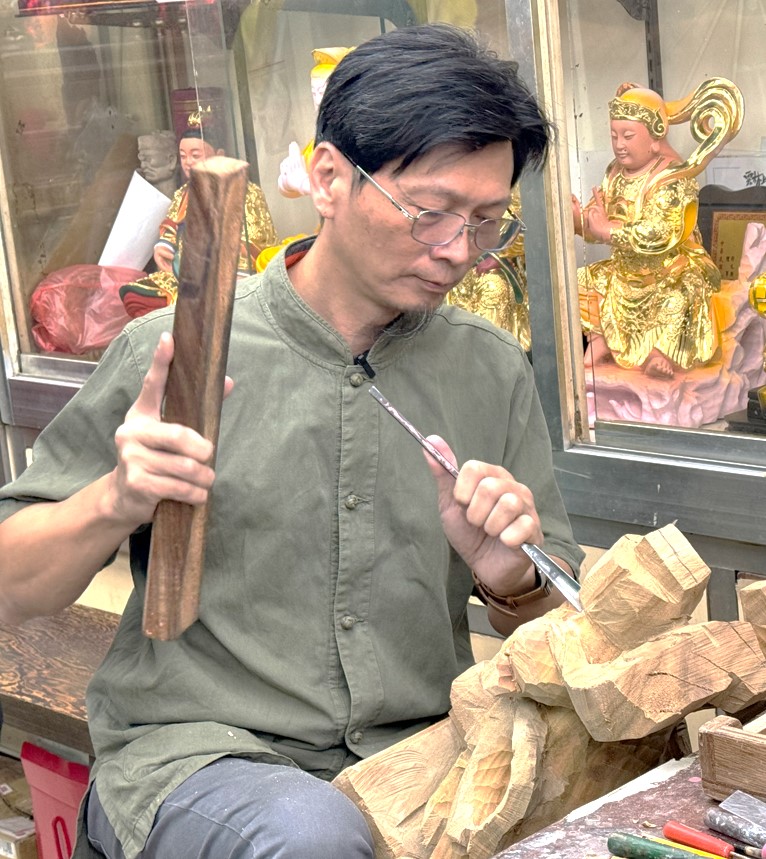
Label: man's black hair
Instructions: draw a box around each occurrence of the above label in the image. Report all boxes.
[315,23,554,185]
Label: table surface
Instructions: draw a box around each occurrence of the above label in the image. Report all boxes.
[0,604,119,755]
[494,756,718,859]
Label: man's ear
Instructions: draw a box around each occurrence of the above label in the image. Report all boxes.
[650,140,660,155]
[308,142,349,219]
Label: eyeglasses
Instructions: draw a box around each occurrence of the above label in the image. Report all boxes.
[350,160,525,252]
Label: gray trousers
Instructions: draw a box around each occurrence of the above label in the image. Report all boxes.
[87,757,375,858]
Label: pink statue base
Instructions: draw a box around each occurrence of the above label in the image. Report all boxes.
[586,278,766,428]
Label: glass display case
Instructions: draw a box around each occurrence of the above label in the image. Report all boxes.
[0,0,246,478]
[513,0,766,608]
[0,0,517,479]
[1,0,764,606]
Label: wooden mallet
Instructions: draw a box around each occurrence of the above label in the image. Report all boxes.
[143,155,248,640]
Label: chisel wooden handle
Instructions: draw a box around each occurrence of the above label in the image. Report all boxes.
[608,832,698,859]
[143,155,249,640]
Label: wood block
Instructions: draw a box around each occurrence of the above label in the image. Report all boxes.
[333,719,464,859]
[699,712,766,801]
[579,524,709,650]
[564,621,766,741]
[740,579,766,654]
[332,525,764,856]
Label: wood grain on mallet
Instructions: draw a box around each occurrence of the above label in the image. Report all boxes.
[143,156,249,640]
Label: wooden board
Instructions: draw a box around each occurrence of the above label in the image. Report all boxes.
[699,712,766,802]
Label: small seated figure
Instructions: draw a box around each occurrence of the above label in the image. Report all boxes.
[277,47,352,199]
[120,107,278,318]
[137,130,177,198]
[574,81,741,380]
[446,191,530,351]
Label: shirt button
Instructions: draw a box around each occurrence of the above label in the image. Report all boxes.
[350,373,366,387]
[340,615,356,630]
[349,730,364,744]
[344,494,359,509]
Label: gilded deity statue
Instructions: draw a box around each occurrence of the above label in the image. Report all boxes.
[277,47,353,200]
[574,79,743,379]
[120,107,278,318]
[446,189,530,351]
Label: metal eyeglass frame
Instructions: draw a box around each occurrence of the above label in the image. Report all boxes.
[349,159,525,252]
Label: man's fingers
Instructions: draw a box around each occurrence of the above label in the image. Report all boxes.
[131,333,174,419]
[422,435,458,480]
[116,416,215,466]
[121,443,216,496]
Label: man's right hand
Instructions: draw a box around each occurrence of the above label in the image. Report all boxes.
[0,331,236,623]
[106,332,218,530]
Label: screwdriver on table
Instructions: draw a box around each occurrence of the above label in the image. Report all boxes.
[663,821,758,859]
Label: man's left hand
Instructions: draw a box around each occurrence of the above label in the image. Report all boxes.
[423,434,543,595]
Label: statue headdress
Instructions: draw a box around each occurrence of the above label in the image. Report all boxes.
[186,104,213,131]
[609,79,745,254]
[609,83,668,138]
[181,103,222,150]
[311,46,353,80]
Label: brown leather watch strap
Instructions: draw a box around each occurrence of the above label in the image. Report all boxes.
[472,568,552,617]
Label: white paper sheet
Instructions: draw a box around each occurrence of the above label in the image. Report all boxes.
[98,172,172,269]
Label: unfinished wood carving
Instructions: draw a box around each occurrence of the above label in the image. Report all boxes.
[334,524,766,858]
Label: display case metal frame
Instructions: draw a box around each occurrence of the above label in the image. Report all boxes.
[512,0,766,617]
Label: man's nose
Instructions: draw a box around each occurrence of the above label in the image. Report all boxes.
[431,227,475,266]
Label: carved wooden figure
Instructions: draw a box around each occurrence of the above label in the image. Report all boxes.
[334,524,766,858]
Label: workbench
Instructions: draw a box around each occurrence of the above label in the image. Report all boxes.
[0,604,119,756]
[494,756,716,859]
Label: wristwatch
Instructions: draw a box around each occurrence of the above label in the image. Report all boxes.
[472,568,552,617]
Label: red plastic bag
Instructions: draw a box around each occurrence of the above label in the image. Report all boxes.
[30,264,145,354]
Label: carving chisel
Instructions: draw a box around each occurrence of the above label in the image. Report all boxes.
[369,385,582,611]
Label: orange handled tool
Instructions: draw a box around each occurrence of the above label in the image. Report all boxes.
[663,821,750,859]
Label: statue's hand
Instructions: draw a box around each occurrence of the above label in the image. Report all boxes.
[154,243,175,272]
[585,189,615,245]
[572,195,583,236]
[278,141,310,199]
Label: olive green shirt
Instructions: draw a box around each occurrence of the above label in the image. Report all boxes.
[0,240,583,858]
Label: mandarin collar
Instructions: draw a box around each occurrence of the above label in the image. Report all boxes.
[256,236,427,372]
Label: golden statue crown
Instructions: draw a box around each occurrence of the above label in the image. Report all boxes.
[609,85,667,138]
[186,105,213,130]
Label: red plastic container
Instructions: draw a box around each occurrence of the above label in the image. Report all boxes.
[20,742,90,859]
